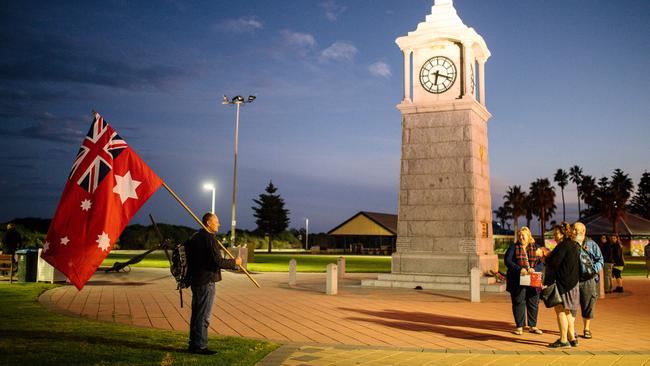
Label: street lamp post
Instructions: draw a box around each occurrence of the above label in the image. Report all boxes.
[203,183,215,214]
[305,218,309,250]
[223,95,256,245]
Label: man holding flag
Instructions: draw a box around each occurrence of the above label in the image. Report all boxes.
[42,111,258,355]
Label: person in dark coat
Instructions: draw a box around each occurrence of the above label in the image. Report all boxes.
[504,226,544,335]
[600,234,614,293]
[543,222,580,348]
[186,212,241,355]
[609,234,625,293]
[2,223,22,255]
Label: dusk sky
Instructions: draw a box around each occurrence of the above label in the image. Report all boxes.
[1,0,649,234]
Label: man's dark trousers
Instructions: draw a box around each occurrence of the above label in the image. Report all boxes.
[189,282,215,349]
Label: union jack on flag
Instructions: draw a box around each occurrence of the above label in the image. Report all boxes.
[68,114,128,193]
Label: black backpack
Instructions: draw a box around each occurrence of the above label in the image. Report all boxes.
[170,235,193,307]
[578,244,597,281]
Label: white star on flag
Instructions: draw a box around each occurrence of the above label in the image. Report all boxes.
[113,171,142,204]
[80,199,92,211]
[96,232,111,252]
[43,241,50,252]
[60,236,70,246]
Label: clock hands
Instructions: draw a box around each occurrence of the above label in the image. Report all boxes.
[431,70,452,85]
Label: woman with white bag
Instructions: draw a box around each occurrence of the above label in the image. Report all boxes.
[504,227,544,335]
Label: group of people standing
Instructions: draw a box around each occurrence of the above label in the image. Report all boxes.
[598,234,626,293]
[504,222,624,349]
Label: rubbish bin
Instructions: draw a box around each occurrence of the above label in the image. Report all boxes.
[16,249,38,282]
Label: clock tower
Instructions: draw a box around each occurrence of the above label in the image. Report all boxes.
[364,0,500,291]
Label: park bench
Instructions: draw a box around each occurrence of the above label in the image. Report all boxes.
[0,254,16,282]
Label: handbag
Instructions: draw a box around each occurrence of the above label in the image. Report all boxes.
[541,283,563,308]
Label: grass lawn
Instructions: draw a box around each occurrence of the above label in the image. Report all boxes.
[0,283,278,366]
[248,254,391,273]
[103,250,648,277]
[102,251,392,273]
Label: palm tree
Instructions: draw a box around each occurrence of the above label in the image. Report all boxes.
[524,194,534,229]
[608,169,634,233]
[579,175,597,215]
[503,185,527,240]
[493,205,511,232]
[569,165,583,219]
[529,178,557,238]
[554,169,569,221]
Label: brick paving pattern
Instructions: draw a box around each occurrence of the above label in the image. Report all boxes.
[39,268,650,365]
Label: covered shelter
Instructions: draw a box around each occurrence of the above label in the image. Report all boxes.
[327,212,397,254]
[581,212,650,256]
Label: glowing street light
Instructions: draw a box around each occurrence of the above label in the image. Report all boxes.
[203,183,215,214]
[222,94,256,245]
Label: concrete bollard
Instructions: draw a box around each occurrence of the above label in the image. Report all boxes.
[599,268,605,298]
[337,257,346,279]
[237,245,248,270]
[289,259,297,286]
[470,267,481,303]
[326,263,337,295]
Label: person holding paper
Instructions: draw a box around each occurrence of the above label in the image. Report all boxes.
[504,226,544,335]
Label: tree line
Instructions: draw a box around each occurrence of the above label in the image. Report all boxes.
[494,166,650,238]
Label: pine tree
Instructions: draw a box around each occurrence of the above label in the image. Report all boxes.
[630,172,650,220]
[251,181,290,253]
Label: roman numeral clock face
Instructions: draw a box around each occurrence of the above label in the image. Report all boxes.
[419,56,457,94]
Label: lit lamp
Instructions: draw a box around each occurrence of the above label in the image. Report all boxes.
[222,94,256,245]
[203,183,215,214]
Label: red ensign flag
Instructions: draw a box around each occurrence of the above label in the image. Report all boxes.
[41,113,162,289]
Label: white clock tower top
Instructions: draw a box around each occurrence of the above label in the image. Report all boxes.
[397,0,490,110]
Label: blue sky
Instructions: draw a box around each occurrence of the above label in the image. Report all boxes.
[1,0,649,233]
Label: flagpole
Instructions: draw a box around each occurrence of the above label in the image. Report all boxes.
[161,182,261,288]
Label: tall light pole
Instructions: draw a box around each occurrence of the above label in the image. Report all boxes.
[223,94,256,245]
[305,217,309,250]
[203,183,215,214]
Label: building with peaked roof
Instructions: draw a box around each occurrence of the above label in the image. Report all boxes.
[327,212,397,254]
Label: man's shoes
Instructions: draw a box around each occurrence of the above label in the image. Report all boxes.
[583,329,592,339]
[570,338,579,347]
[529,327,543,335]
[613,287,624,293]
[187,347,217,355]
[548,339,571,348]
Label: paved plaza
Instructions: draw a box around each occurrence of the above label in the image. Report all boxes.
[39,268,650,365]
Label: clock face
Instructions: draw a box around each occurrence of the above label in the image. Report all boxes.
[419,56,457,94]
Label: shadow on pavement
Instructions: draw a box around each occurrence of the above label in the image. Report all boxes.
[340,307,549,346]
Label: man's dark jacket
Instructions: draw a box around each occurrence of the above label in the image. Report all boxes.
[186,229,237,286]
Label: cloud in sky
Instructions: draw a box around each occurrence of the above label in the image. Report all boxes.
[369,61,392,78]
[215,17,263,33]
[280,30,316,48]
[0,31,197,92]
[320,1,347,21]
[320,41,358,62]
[0,113,86,144]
